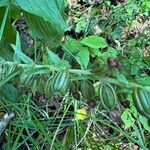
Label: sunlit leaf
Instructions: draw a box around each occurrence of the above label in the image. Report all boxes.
[81,35,107,49]
[139,114,150,132]
[121,109,135,129]
[135,76,150,86]
[75,108,87,121]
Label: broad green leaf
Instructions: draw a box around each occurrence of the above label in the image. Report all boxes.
[0,0,9,7]
[93,47,117,58]
[14,0,66,42]
[92,48,101,56]
[141,0,150,12]
[11,32,35,64]
[130,105,138,117]
[14,0,66,27]
[75,48,90,69]
[81,35,107,49]
[24,12,63,42]
[115,71,128,84]
[104,47,117,57]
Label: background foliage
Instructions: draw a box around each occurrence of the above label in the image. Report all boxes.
[0,0,150,149]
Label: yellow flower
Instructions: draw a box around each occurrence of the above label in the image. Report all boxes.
[75,108,87,120]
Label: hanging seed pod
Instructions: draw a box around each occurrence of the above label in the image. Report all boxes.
[37,76,47,94]
[99,83,117,110]
[51,70,70,95]
[70,81,78,92]
[20,73,35,88]
[45,77,54,98]
[80,80,95,101]
[132,87,150,121]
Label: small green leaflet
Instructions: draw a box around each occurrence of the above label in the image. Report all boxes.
[75,48,90,69]
[121,105,137,129]
[121,109,135,129]
[47,48,69,67]
[63,37,82,54]
[75,19,86,33]
[139,114,150,132]
[81,35,107,49]
[11,32,35,64]
[111,26,122,39]
[63,37,90,69]
[115,71,128,84]
[47,48,62,65]
[135,76,150,86]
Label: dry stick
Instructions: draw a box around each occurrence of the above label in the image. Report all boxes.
[0,112,15,135]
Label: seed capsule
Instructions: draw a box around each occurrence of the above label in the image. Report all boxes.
[132,87,150,121]
[99,83,117,110]
[80,80,95,101]
[51,70,70,95]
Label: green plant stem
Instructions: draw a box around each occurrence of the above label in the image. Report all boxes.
[1,60,93,75]
[100,77,145,89]
[1,61,148,90]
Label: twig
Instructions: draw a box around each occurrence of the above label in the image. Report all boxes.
[0,112,15,135]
